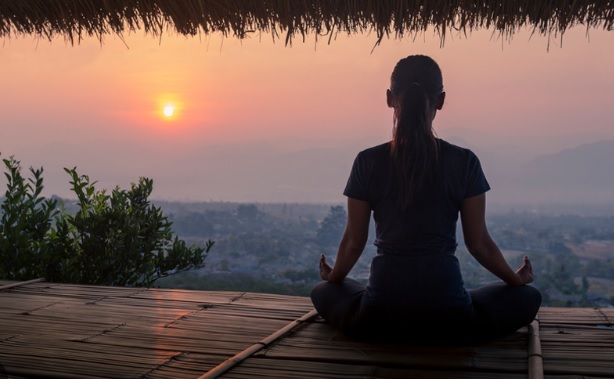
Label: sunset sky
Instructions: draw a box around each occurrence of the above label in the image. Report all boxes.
[1,26,613,203]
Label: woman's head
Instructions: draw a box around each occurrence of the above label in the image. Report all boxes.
[389,55,444,105]
[387,55,444,209]
[387,55,445,130]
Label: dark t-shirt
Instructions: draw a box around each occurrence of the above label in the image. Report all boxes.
[343,139,490,308]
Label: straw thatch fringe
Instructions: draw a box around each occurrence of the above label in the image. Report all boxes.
[0,0,613,45]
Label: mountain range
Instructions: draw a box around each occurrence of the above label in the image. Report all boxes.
[7,139,614,206]
[476,139,614,205]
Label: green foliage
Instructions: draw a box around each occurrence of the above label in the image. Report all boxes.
[0,157,59,280]
[0,156,213,287]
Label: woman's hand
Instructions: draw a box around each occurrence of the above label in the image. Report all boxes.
[515,256,534,285]
[319,254,333,281]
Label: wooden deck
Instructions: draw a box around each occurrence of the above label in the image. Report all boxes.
[0,279,613,379]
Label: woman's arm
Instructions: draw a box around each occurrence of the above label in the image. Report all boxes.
[460,194,534,286]
[320,197,371,283]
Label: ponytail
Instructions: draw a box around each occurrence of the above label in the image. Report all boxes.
[390,82,439,209]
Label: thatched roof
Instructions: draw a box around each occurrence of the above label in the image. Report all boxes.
[1,1,613,45]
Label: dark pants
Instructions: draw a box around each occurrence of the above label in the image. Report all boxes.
[311,279,542,345]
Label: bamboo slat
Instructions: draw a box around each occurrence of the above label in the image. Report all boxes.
[537,307,609,325]
[1,282,613,378]
[198,309,318,379]
[0,283,321,378]
[528,320,544,379]
[0,277,45,291]
[215,358,530,379]
[536,306,614,378]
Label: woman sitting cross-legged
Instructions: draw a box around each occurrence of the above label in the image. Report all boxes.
[311,55,542,346]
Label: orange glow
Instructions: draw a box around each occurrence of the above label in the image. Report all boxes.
[2,28,614,202]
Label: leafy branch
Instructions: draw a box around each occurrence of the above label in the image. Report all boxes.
[0,155,213,287]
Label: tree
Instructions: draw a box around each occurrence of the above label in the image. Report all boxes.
[0,156,214,287]
[317,205,347,247]
[237,204,261,221]
[0,157,58,280]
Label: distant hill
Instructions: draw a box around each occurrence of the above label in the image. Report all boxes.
[486,140,614,205]
[247,139,614,205]
[526,140,614,187]
[6,138,614,206]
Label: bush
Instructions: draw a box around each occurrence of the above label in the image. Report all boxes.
[0,157,59,280]
[0,156,213,287]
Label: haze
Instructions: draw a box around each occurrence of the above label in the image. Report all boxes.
[1,27,613,205]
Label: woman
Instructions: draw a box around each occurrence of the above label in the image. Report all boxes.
[311,55,541,345]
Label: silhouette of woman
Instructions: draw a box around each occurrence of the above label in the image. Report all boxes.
[311,55,541,345]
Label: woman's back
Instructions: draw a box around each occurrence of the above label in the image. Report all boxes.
[344,139,490,308]
[345,139,489,253]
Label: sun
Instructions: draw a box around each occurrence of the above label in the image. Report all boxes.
[156,94,183,122]
[163,105,176,118]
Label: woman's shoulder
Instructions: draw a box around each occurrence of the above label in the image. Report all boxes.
[439,139,479,160]
[357,142,391,158]
[362,142,391,153]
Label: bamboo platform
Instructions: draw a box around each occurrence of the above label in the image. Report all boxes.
[0,280,612,379]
